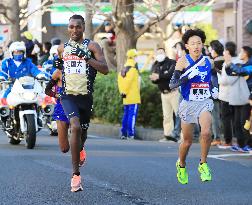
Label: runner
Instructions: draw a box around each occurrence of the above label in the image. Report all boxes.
[169,29,218,184]
[53,14,108,192]
[45,69,87,165]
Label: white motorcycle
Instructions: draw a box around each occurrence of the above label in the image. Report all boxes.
[0,76,45,149]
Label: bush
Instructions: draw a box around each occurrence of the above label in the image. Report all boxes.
[93,71,163,128]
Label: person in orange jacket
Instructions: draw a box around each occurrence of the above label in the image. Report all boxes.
[118,49,141,140]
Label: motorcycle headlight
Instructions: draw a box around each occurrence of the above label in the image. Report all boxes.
[22,92,36,101]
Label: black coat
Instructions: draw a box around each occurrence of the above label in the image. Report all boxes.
[151,57,176,92]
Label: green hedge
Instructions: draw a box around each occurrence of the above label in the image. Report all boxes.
[92,71,163,128]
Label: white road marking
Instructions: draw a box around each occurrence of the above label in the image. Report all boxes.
[209,153,252,161]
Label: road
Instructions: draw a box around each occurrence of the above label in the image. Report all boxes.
[0,130,251,205]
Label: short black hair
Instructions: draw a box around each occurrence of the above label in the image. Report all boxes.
[69,14,85,24]
[182,29,206,44]
[225,41,236,57]
[209,40,224,56]
[43,42,52,52]
[242,46,252,59]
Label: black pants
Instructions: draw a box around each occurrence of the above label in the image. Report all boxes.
[220,101,234,144]
[233,104,251,147]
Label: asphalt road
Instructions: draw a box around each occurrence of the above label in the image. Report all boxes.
[0,130,251,205]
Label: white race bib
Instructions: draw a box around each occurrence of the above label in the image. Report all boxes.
[189,83,211,101]
[63,55,86,75]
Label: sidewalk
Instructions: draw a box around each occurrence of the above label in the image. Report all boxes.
[88,123,164,141]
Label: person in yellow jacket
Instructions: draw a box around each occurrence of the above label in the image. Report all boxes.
[118,49,141,140]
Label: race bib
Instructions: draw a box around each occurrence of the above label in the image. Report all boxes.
[189,82,211,101]
[63,55,86,75]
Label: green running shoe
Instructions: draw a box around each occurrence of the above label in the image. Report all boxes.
[176,160,188,185]
[198,162,212,182]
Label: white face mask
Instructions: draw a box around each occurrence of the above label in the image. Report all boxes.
[156,54,165,62]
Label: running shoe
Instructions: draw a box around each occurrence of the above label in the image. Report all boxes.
[127,136,135,140]
[198,162,212,182]
[217,142,232,149]
[176,160,188,185]
[71,174,83,192]
[230,145,244,152]
[79,148,87,167]
[242,145,252,152]
[120,135,127,140]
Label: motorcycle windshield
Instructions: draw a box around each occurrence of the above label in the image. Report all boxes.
[22,84,34,89]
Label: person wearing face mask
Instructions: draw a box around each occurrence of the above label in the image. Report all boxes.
[0,41,47,99]
[118,49,141,140]
[208,40,224,146]
[150,48,178,142]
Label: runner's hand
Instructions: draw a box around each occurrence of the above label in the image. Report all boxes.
[70,46,92,61]
[188,68,200,79]
[175,55,187,71]
[211,87,219,99]
[53,58,64,70]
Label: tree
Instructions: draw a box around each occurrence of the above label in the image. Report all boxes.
[0,0,53,41]
[109,0,209,70]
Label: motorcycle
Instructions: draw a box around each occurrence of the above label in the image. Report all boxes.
[0,76,44,149]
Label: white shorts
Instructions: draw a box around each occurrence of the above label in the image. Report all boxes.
[178,98,214,124]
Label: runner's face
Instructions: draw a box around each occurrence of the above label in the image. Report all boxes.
[68,19,85,42]
[186,36,203,58]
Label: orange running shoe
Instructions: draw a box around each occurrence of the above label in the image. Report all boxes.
[71,174,83,192]
[79,148,86,167]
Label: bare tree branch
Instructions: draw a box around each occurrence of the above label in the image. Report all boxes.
[134,0,207,40]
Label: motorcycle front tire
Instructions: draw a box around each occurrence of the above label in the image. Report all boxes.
[25,114,37,149]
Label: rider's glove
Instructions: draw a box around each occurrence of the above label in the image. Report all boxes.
[211,87,219,99]
[53,58,64,70]
[70,46,92,61]
[188,68,200,79]
[36,73,47,80]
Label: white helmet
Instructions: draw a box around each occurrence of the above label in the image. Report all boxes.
[49,45,59,60]
[9,41,26,58]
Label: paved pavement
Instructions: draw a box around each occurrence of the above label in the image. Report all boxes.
[0,130,251,205]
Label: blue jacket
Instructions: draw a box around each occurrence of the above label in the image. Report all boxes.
[0,58,42,98]
[0,58,42,80]
[227,58,252,90]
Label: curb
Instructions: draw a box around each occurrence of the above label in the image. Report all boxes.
[88,123,164,141]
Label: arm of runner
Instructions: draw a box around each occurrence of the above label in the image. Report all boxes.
[87,41,109,75]
[44,70,61,98]
[169,56,189,89]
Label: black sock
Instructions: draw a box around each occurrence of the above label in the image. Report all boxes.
[179,165,185,168]
[73,172,80,176]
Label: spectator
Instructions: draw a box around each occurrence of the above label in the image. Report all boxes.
[226,46,252,91]
[118,49,141,140]
[51,37,61,46]
[219,42,250,151]
[21,31,37,65]
[209,40,224,146]
[38,42,52,66]
[150,48,178,142]
[225,46,252,151]
[217,42,238,149]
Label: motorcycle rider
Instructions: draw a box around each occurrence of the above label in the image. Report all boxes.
[0,41,47,99]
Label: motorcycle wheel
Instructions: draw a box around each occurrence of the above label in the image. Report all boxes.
[25,114,37,149]
[9,138,21,145]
